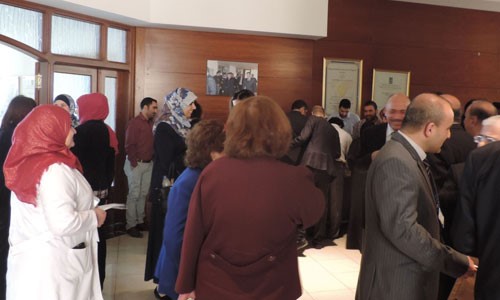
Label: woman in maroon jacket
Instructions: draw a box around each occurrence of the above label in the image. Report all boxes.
[176,96,324,300]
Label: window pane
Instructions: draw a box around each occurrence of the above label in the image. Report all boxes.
[0,43,37,121]
[53,72,92,119]
[107,28,127,63]
[104,77,117,130]
[0,4,42,50]
[51,15,100,59]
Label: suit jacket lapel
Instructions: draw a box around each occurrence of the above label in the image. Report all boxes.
[391,132,435,199]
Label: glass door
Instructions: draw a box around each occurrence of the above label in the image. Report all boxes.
[0,42,37,121]
[53,65,97,105]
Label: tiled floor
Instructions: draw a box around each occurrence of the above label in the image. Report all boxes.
[103,234,361,300]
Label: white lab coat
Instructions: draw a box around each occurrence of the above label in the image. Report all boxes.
[7,163,102,300]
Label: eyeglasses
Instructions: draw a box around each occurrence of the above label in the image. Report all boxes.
[473,135,497,144]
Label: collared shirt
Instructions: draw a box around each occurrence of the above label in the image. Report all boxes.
[331,123,353,163]
[386,125,396,142]
[399,131,444,224]
[398,131,426,161]
[125,113,154,167]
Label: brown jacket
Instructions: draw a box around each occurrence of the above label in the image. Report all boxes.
[176,157,324,299]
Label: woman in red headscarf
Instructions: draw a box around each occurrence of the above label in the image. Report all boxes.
[72,92,117,289]
[3,105,106,300]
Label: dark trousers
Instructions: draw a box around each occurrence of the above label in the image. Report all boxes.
[97,226,107,289]
[97,197,108,289]
[326,162,345,239]
[307,168,334,242]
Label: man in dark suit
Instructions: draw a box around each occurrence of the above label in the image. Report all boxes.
[356,93,475,300]
[426,94,476,300]
[346,93,410,250]
[463,99,498,137]
[293,105,340,248]
[284,99,309,165]
[452,115,500,300]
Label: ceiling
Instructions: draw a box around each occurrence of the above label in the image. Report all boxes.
[392,0,500,13]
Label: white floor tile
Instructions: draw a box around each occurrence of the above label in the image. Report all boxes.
[104,234,359,299]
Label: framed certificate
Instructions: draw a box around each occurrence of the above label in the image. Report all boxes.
[322,58,363,116]
[372,69,410,108]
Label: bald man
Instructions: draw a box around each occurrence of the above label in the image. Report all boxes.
[356,93,475,300]
[452,115,500,300]
[292,105,341,247]
[346,93,410,250]
[358,93,411,167]
[463,99,498,137]
[426,94,476,299]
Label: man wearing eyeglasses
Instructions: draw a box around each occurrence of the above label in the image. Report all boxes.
[473,115,500,147]
[452,115,500,300]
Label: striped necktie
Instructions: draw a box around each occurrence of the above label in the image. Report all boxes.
[423,159,444,226]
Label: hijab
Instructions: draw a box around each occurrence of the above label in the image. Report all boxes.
[53,94,79,127]
[77,93,119,155]
[4,105,82,206]
[153,87,197,138]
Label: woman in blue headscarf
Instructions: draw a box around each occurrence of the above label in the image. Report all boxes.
[144,88,197,286]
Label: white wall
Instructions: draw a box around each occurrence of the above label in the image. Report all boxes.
[28,0,328,39]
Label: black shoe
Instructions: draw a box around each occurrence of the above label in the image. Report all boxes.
[127,227,143,238]
[154,287,172,300]
[311,240,324,249]
[297,239,308,251]
[136,223,148,231]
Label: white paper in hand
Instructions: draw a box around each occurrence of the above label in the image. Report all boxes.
[99,203,126,211]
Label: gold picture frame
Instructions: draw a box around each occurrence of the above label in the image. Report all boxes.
[322,58,363,116]
[372,69,410,109]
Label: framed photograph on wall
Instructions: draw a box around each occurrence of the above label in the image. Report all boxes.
[322,58,363,116]
[206,60,258,96]
[372,69,410,108]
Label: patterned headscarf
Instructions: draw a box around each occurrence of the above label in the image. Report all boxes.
[153,88,197,138]
[53,94,79,127]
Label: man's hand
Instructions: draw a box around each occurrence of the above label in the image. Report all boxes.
[371,150,380,161]
[462,256,478,278]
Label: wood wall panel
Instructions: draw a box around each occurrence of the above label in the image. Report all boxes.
[136,0,500,119]
[136,28,314,121]
[313,0,500,107]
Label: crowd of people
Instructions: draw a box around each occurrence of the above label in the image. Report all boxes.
[0,86,498,300]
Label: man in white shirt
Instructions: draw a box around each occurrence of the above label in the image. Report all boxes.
[329,98,360,136]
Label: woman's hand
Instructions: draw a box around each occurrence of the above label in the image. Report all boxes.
[94,207,107,227]
[178,291,196,300]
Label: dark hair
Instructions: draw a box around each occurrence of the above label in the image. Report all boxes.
[1,95,37,129]
[469,107,494,122]
[493,102,500,113]
[140,97,157,109]
[291,99,308,110]
[363,100,377,110]
[225,96,292,159]
[329,117,344,128]
[185,120,225,169]
[339,98,351,109]
[190,101,203,127]
[231,89,255,101]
